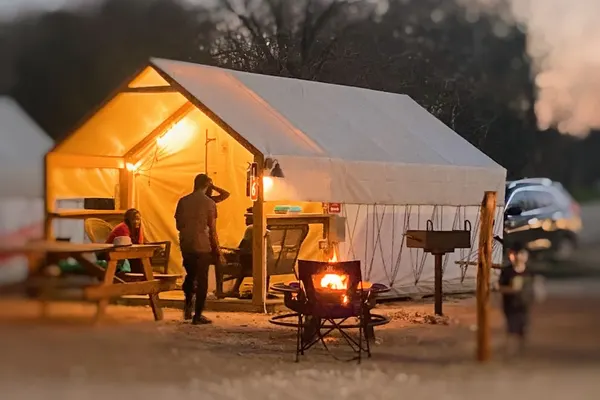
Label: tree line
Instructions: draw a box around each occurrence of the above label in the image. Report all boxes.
[0,0,598,191]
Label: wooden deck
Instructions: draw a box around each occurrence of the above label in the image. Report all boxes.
[116,290,287,313]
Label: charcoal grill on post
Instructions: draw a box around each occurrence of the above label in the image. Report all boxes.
[406,220,472,316]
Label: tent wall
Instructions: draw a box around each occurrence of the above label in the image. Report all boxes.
[338,204,505,297]
[55,92,188,157]
[49,167,118,200]
[133,108,254,273]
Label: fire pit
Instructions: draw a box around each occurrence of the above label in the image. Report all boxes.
[269,252,390,363]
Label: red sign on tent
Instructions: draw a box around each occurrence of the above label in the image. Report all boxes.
[328,203,342,214]
[247,162,259,201]
[250,179,258,201]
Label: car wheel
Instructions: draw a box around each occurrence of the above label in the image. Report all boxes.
[553,236,576,262]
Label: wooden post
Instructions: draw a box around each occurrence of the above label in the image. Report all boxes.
[433,253,444,316]
[118,168,134,210]
[476,191,497,362]
[251,155,266,308]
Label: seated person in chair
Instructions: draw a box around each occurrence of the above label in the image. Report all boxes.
[103,208,145,272]
[106,208,144,245]
[228,207,276,298]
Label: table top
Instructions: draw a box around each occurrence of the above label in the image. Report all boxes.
[0,241,159,256]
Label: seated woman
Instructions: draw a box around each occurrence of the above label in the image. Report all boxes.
[106,208,144,245]
[103,208,145,273]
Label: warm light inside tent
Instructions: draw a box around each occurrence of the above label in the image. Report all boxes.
[263,176,274,193]
[126,161,142,172]
[156,118,195,154]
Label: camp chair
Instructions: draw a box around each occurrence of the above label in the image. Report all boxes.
[294,259,370,363]
[84,218,115,243]
[216,224,309,296]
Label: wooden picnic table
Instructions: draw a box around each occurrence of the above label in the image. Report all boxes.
[0,240,177,321]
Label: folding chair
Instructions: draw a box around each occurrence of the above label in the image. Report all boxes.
[294,259,371,363]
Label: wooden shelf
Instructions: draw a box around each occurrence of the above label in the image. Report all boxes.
[49,209,126,219]
[267,213,333,225]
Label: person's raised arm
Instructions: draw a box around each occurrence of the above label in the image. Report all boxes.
[210,184,230,204]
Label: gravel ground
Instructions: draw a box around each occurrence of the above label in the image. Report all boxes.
[0,288,599,400]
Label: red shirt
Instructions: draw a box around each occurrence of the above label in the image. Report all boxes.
[105,222,144,244]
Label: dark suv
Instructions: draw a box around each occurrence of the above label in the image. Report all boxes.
[503,178,582,261]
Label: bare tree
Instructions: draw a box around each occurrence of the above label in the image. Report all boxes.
[211,0,378,78]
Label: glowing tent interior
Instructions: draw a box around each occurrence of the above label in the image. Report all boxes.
[44,58,506,306]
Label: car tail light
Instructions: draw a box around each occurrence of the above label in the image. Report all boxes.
[571,201,580,215]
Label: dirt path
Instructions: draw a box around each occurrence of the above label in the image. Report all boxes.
[0,287,599,399]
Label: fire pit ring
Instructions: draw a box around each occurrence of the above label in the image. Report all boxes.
[269,280,391,341]
[269,312,390,329]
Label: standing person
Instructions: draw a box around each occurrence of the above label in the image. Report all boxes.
[498,242,539,356]
[175,174,224,325]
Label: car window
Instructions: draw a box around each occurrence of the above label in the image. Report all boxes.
[508,190,536,211]
[530,191,555,209]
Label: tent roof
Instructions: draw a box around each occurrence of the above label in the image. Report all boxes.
[150,59,505,205]
[150,58,500,169]
[50,59,506,205]
[0,97,53,198]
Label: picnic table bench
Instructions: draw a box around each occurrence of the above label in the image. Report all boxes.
[0,240,178,321]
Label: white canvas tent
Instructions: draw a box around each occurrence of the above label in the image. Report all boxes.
[0,97,53,284]
[46,59,507,299]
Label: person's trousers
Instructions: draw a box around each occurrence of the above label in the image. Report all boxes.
[503,307,529,337]
[182,252,212,316]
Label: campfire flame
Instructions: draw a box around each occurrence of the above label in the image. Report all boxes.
[319,248,347,290]
[330,251,338,263]
[320,273,348,290]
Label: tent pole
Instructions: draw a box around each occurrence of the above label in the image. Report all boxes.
[251,155,266,309]
[118,168,134,210]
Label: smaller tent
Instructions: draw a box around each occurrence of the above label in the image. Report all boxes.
[0,97,53,285]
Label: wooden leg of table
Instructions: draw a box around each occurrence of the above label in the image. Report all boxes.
[95,260,118,323]
[142,257,163,321]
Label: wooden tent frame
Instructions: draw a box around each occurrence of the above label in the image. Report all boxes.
[44,63,269,307]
